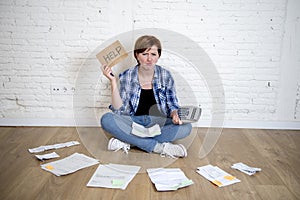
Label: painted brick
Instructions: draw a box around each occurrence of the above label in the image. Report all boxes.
[0,0,299,126]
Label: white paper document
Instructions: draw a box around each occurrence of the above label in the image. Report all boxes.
[28,141,80,153]
[197,165,240,187]
[231,162,261,176]
[131,122,161,138]
[87,163,141,190]
[147,168,194,191]
[41,153,99,176]
[35,152,60,161]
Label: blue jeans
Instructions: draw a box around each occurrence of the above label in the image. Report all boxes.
[100,112,192,153]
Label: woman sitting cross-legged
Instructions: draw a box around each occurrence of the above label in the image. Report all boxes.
[100,35,192,158]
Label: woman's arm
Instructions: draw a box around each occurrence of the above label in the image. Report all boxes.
[102,65,122,109]
[164,71,182,125]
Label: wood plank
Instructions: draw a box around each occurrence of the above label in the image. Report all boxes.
[244,129,300,198]
[255,185,297,200]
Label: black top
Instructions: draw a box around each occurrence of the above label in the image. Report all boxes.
[135,89,161,116]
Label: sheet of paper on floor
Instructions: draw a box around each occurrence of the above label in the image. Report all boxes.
[231,162,261,176]
[41,152,99,176]
[87,163,141,190]
[35,152,60,161]
[28,141,80,153]
[147,168,194,191]
[197,164,240,187]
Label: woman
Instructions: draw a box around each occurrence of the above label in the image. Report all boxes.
[101,35,192,158]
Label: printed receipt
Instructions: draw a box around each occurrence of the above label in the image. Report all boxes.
[35,152,60,161]
[231,162,261,176]
[28,141,80,153]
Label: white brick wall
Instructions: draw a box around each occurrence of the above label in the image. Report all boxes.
[0,0,299,128]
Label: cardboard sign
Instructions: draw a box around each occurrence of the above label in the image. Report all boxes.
[96,40,128,68]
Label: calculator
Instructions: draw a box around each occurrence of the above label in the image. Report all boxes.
[178,106,202,123]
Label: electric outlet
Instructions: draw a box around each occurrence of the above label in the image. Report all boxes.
[51,84,75,95]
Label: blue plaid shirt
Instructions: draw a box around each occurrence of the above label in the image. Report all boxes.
[109,65,179,117]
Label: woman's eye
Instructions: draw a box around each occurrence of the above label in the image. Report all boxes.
[151,53,157,56]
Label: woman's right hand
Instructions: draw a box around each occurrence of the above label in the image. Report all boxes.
[101,64,116,81]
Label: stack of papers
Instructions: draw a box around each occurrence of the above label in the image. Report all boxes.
[41,153,99,176]
[131,122,161,138]
[28,141,80,153]
[147,168,194,191]
[231,162,261,176]
[87,163,141,190]
[197,165,240,187]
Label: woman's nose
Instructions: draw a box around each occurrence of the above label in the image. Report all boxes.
[147,55,152,61]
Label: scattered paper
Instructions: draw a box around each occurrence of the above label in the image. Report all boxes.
[35,152,60,161]
[87,163,141,190]
[131,122,161,138]
[147,168,194,191]
[197,165,240,187]
[28,141,80,153]
[231,162,261,176]
[41,153,99,176]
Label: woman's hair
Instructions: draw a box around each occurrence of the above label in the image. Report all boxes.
[134,35,162,64]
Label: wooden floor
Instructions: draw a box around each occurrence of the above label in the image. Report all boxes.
[0,127,299,200]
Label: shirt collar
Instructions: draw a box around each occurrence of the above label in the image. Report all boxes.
[133,64,159,80]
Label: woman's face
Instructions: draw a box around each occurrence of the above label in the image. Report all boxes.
[136,45,159,70]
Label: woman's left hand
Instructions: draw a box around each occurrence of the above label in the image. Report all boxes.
[171,110,182,125]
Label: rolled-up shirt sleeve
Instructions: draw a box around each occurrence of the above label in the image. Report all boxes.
[165,72,179,116]
[109,74,129,115]
[108,66,139,115]
[153,66,180,117]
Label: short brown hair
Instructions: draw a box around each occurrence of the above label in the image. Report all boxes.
[134,35,162,64]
